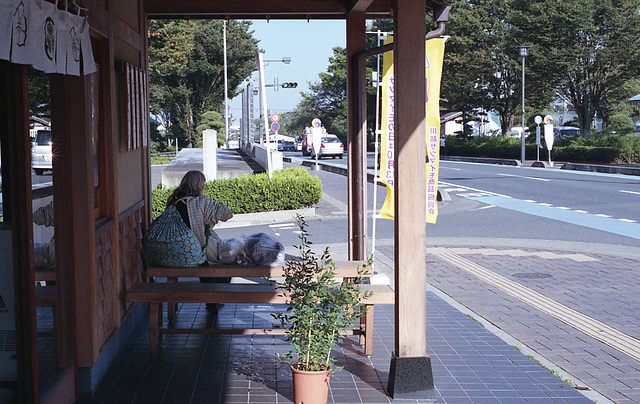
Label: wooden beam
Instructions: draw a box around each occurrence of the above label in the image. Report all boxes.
[51,74,98,367]
[393,0,427,359]
[348,0,374,12]
[0,61,40,404]
[346,11,367,261]
[143,0,395,18]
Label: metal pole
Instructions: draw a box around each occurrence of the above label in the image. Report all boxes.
[371,30,383,270]
[223,21,229,149]
[521,54,526,165]
[256,51,272,179]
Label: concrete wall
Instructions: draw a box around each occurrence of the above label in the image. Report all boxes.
[253,144,283,172]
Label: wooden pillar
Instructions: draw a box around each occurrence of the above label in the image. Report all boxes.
[387,0,434,399]
[346,10,367,261]
[0,62,39,404]
[50,74,97,367]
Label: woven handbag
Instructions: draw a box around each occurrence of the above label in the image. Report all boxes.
[142,202,208,267]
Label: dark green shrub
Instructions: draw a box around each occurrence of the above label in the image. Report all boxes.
[151,167,322,219]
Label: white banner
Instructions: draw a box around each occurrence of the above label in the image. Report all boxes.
[1,0,96,75]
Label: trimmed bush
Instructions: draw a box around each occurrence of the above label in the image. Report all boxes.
[442,133,640,164]
[151,167,322,219]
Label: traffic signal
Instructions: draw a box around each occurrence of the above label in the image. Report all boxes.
[282,82,298,88]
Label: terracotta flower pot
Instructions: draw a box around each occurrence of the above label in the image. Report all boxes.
[291,364,331,404]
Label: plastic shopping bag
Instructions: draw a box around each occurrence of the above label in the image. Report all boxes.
[243,233,285,266]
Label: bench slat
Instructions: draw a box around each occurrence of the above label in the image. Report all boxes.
[146,260,370,279]
[126,282,394,305]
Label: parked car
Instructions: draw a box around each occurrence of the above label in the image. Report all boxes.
[31,130,52,175]
[554,126,580,139]
[311,135,344,159]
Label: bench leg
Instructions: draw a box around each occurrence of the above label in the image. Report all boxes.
[167,277,177,321]
[363,305,374,357]
[149,303,161,354]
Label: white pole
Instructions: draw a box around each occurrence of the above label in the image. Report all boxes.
[223,21,229,149]
[256,51,272,179]
[371,30,383,270]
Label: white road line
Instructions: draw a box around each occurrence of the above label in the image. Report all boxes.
[620,219,637,223]
[595,214,612,218]
[471,205,496,211]
[498,173,550,182]
[574,210,588,214]
[430,249,640,363]
[620,190,640,196]
[269,223,296,228]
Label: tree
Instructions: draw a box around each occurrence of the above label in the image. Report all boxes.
[512,0,640,137]
[149,20,258,147]
[195,111,226,146]
[442,0,554,137]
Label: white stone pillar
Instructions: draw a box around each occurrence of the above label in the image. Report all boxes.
[203,129,218,181]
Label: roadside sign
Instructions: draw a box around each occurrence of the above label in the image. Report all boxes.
[544,115,553,125]
[271,113,280,123]
[274,77,279,92]
[271,122,280,132]
[534,115,542,125]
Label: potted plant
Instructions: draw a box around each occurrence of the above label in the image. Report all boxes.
[273,215,373,404]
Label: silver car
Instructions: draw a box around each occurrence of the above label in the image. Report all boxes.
[311,134,344,159]
[31,130,52,175]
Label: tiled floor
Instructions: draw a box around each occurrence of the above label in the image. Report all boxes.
[91,293,592,403]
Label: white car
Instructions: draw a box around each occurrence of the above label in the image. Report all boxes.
[31,130,52,175]
[311,134,344,159]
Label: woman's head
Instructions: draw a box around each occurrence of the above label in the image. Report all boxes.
[168,170,205,205]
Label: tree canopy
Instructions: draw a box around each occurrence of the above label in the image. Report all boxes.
[148,19,258,147]
[443,0,640,138]
[512,0,640,137]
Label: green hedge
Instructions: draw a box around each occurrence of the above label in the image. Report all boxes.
[151,167,322,219]
[442,134,640,164]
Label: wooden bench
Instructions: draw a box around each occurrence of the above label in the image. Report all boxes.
[126,261,394,355]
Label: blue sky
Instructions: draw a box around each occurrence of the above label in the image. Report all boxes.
[228,19,347,126]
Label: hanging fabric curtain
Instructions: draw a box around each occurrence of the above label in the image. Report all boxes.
[0,0,96,75]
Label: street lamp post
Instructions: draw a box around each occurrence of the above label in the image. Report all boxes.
[519,45,529,165]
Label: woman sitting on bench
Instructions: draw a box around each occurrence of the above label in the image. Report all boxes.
[166,170,233,314]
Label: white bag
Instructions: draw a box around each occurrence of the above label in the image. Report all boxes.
[215,238,247,265]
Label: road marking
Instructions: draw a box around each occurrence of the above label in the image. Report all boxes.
[470,205,496,211]
[427,247,597,262]
[430,248,640,362]
[322,192,348,213]
[498,173,550,182]
[468,195,640,240]
[269,223,296,228]
[595,214,612,218]
[620,219,637,223]
[620,190,640,196]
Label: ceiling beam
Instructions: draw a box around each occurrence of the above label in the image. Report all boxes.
[144,0,394,19]
[348,0,374,12]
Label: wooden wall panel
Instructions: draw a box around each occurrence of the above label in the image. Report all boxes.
[118,201,144,313]
[95,223,118,348]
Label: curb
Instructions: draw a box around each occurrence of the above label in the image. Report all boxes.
[215,207,316,229]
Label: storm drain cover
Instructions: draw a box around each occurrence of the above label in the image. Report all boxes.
[512,272,552,279]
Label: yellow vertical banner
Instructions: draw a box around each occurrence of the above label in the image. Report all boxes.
[378,37,396,219]
[378,37,445,223]
[425,38,445,223]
